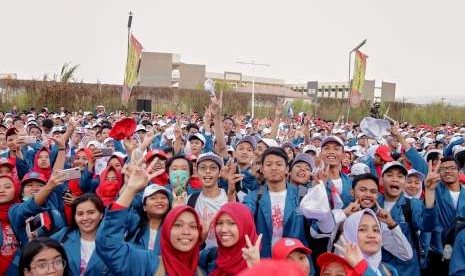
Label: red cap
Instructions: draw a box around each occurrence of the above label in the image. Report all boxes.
[317,252,352,269]
[109,118,136,140]
[272,238,312,260]
[0,157,14,168]
[145,149,168,163]
[21,171,47,186]
[238,259,305,276]
[375,145,393,162]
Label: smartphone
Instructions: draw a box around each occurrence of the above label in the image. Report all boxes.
[23,136,36,144]
[26,213,45,234]
[100,147,114,157]
[58,167,81,181]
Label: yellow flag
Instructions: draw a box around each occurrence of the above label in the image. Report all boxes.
[122,35,143,105]
[350,50,367,108]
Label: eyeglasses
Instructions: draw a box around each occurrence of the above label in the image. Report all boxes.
[30,258,66,274]
[438,166,458,172]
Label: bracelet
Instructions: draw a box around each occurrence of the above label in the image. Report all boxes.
[58,148,66,151]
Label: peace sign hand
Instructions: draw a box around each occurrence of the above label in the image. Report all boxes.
[425,160,441,191]
[333,235,364,268]
[242,234,262,268]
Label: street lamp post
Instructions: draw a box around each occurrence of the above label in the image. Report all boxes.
[346,39,367,123]
[236,61,270,118]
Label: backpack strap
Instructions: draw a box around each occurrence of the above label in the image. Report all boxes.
[401,198,421,262]
[187,191,201,208]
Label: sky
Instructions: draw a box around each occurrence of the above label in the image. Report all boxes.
[1,0,464,104]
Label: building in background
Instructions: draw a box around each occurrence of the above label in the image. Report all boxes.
[138,52,205,90]
[137,51,395,102]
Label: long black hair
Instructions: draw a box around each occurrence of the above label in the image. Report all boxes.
[19,237,70,276]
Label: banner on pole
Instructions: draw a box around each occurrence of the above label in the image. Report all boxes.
[122,34,143,105]
[350,50,367,108]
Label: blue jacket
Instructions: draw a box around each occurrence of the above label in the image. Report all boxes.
[444,137,464,157]
[51,228,110,275]
[403,147,428,176]
[8,193,67,246]
[242,183,309,257]
[363,263,399,276]
[450,229,465,276]
[96,207,205,275]
[95,207,161,275]
[430,182,465,254]
[123,208,162,255]
[378,194,437,276]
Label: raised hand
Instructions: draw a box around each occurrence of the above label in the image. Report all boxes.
[313,162,329,185]
[242,234,262,268]
[333,235,364,268]
[171,190,187,209]
[146,157,165,179]
[376,204,397,229]
[47,170,68,188]
[126,164,149,193]
[343,200,361,217]
[425,160,441,191]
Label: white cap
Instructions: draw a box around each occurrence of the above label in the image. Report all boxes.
[262,128,272,135]
[163,127,175,140]
[303,144,317,153]
[188,133,206,145]
[260,138,279,148]
[350,163,370,176]
[135,125,147,132]
[143,184,171,202]
[103,137,114,145]
[158,120,167,127]
[87,140,101,148]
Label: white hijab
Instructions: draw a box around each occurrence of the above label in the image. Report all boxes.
[342,209,382,273]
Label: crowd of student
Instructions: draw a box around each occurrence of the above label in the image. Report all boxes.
[0,95,465,276]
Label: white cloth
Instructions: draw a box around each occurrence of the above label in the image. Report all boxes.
[194,189,228,249]
[269,190,287,247]
[332,178,343,194]
[383,201,396,212]
[449,190,460,209]
[80,239,95,275]
[148,228,158,250]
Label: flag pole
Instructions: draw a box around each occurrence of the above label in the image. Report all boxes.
[122,11,133,108]
[345,39,367,123]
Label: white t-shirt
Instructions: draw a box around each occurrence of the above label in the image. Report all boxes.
[194,189,228,249]
[269,190,287,247]
[332,178,343,194]
[384,200,396,212]
[148,228,158,250]
[449,190,460,209]
[80,239,95,275]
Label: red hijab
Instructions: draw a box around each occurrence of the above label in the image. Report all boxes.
[210,202,258,276]
[161,206,202,276]
[64,148,94,224]
[33,147,52,180]
[96,166,123,206]
[0,175,20,222]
